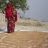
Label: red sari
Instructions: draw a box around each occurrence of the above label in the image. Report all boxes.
[5,3,17,33]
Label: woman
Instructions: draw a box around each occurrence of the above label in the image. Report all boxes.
[12,6,17,22]
[5,2,17,33]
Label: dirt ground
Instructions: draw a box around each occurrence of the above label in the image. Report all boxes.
[0,32,48,48]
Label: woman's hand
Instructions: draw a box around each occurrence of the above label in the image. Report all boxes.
[15,21,17,24]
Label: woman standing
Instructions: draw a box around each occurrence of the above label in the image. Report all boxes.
[5,1,17,33]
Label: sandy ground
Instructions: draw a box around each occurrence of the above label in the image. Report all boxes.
[0,32,48,48]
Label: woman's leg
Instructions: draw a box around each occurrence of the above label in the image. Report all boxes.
[7,20,12,33]
[11,22,15,32]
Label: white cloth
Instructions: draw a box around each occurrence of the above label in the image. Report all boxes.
[6,0,9,3]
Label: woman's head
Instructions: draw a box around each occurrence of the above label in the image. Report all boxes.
[12,6,16,10]
[13,6,16,9]
[6,2,12,8]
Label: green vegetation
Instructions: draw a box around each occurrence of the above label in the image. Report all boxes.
[0,0,27,13]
